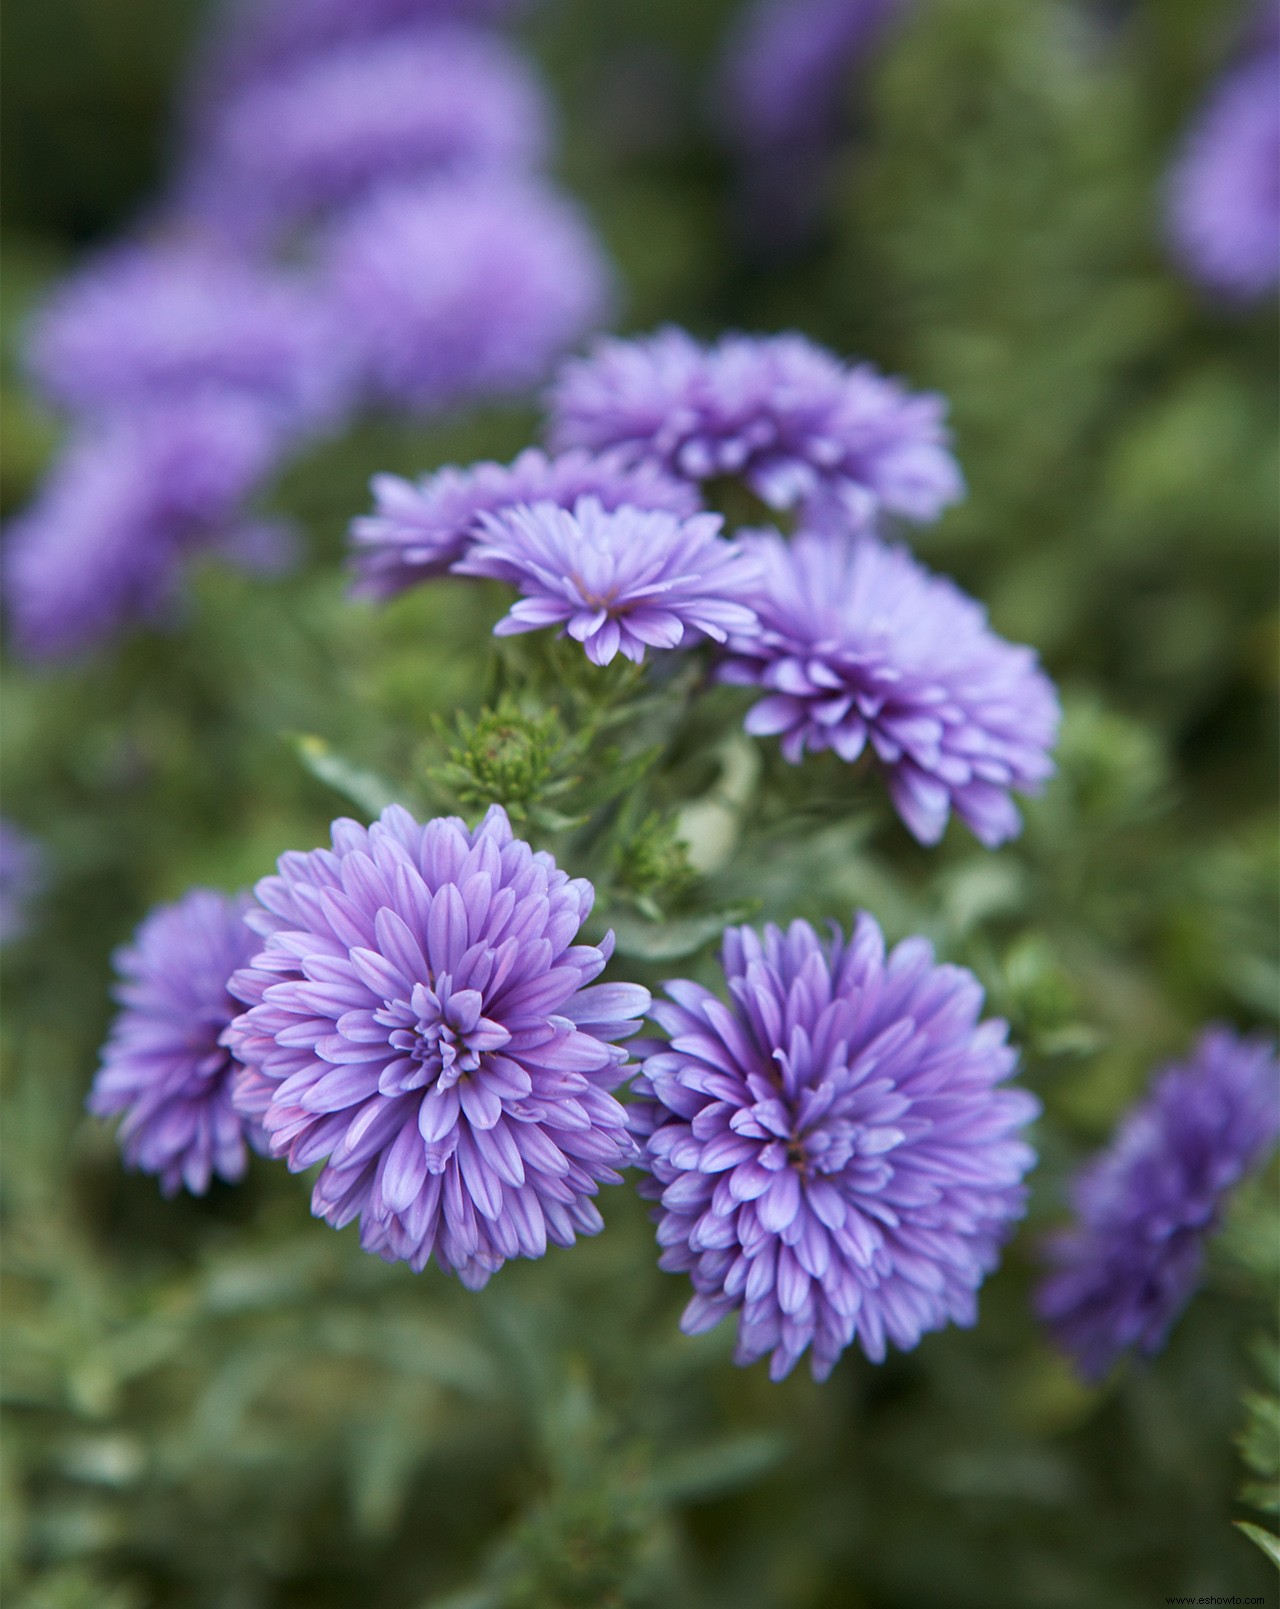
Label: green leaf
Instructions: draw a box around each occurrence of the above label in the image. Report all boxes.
[289,734,405,817]
[645,1431,788,1504]
[609,905,757,961]
[1235,1521,1280,1571]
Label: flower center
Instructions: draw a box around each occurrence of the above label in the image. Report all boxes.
[376,973,511,1098]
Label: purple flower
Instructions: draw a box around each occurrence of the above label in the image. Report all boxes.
[0,820,44,946]
[716,0,900,157]
[224,804,650,1288]
[719,529,1059,847]
[455,497,760,666]
[630,913,1038,1381]
[323,174,612,414]
[24,243,353,439]
[3,396,287,662]
[88,889,264,1197]
[181,26,550,245]
[350,447,701,600]
[547,328,963,533]
[1037,1026,1280,1381]
[1166,54,1280,302]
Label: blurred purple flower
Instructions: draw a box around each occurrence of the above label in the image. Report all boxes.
[350,447,701,600]
[224,804,649,1287]
[630,913,1038,1381]
[88,889,264,1197]
[3,396,287,662]
[1037,1026,1280,1380]
[719,529,1059,847]
[25,242,353,438]
[548,329,963,533]
[1166,53,1280,302]
[0,820,44,946]
[456,497,760,666]
[323,174,612,414]
[181,26,550,245]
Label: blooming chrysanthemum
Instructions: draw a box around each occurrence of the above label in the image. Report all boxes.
[323,174,612,413]
[3,396,287,661]
[1036,1026,1280,1381]
[630,913,1039,1381]
[224,804,650,1287]
[24,243,353,437]
[88,889,264,1197]
[350,447,701,599]
[548,328,963,532]
[0,820,44,946]
[719,529,1059,847]
[181,26,550,244]
[455,497,760,666]
[1165,54,1280,302]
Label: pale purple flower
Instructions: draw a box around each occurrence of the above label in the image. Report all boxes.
[3,396,287,661]
[323,174,612,414]
[1166,53,1280,302]
[630,913,1038,1381]
[224,804,650,1288]
[24,242,353,438]
[88,889,264,1197]
[719,529,1059,847]
[0,820,44,946]
[351,447,701,600]
[548,328,963,533]
[717,0,900,157]
[1037,1026,1280,1381]
[455,497,760,666]
[181,26,550,245]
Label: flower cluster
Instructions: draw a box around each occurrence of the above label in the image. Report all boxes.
[629,914,1039,1380]
[548,328,964,533]
[351,448,698,599]
[224,804,650,1287]
[456,498,759,665]
[719,529,1060,846]
[1037,1026,1280,1380]
[88,889,264,1197]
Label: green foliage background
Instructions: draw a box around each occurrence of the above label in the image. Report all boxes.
[2,1,1277,1604]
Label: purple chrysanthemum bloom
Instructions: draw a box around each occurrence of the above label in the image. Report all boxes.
[455,497,760,666]
[547,328,963,533]
[180,25,549,245]
[223,804,650,1287]
[1036,1026,1280,1381]
[88,889,265,1196]
[3,396,287,661]
[350,447,701,600]
[717,0,900,158]
[323,174,612,414]
[187,0,525,128]
[0,820,44,946]
[24,243,354,437]
[718,529,1059,847]
[1165,53,1280,302]
[630,913,1039,1381]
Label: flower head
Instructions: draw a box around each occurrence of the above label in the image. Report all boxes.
[351,447,701,599]
[719,529,1059,847]
[456,496,760,666]
[1037,1026,1280,1381]
[3,396,287,661]
[323,174,612,414]
[181,26,550,244]
[224,804,650,1288]
[24,242,353,438]
[0,820,44,946]
[630,913,1038,1381]
[1166,54,1280,302]
[548,328,963,532]
[88,890,264,1196]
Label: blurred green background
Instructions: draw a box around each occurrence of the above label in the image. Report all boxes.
[2,1,1277,1605]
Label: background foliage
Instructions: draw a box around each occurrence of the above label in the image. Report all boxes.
[2,0,1277,1605]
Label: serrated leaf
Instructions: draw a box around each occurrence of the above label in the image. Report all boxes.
[290,734,404,817]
